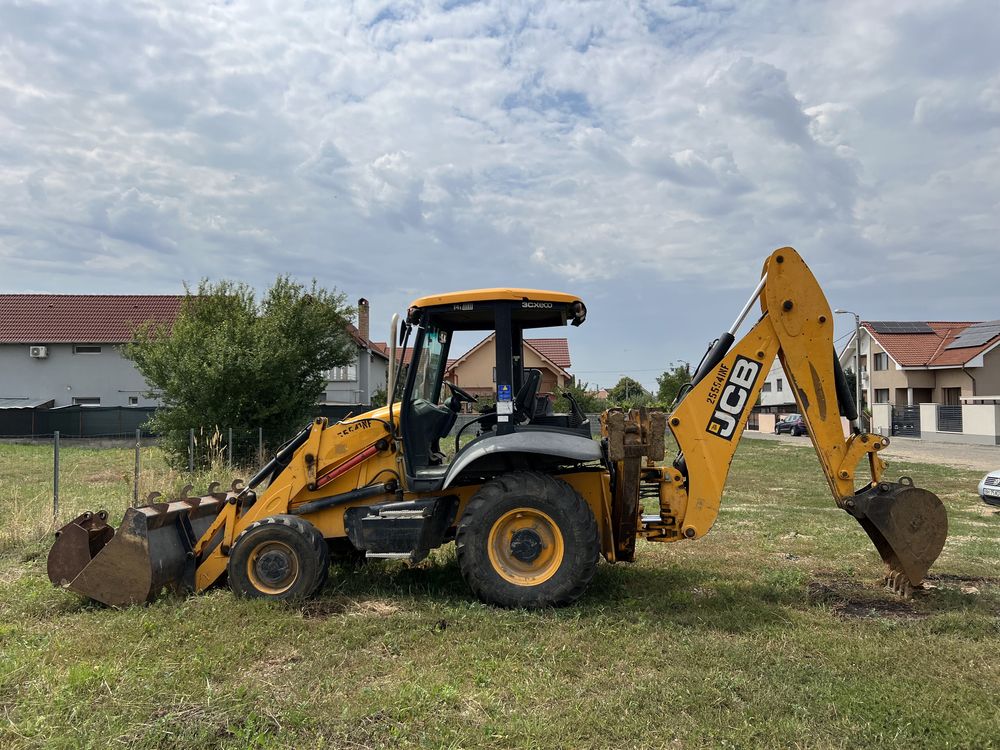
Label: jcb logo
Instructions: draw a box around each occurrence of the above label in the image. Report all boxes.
[706,356,761,440]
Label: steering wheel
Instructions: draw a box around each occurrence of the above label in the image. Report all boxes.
[444,381,478,404]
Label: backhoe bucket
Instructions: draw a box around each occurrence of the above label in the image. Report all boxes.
[48,490,229,607]
[846,478,948,592]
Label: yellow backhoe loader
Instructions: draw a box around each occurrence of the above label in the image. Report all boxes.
[48,248,948,608]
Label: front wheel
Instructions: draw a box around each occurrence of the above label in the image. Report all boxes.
[228,515,329,600]
[456,472,600,608]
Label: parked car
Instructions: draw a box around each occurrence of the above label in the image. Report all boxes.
[775,413,808,436]
[978,470,1000,507]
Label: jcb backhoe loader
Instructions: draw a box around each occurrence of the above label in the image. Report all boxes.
[48,248,948,608]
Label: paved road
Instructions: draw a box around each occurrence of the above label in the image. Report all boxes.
[745,430,1000,473]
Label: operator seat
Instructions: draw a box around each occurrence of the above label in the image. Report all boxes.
[513,369,542,424]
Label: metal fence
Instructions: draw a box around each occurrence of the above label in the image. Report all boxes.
[936,405,964,433]
[0,403,362,439]
[0,406,157,439]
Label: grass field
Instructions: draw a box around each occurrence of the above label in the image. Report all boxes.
[1,438,998,749]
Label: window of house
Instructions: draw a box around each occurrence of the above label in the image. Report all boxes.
[128,396,139,406]
[492,366,496,383]
[873,353,889,371]
[73,345,102,354]
[762,382,772,392]
[328,364,357,381]
[73,397,101,406]
[874,389,890,404]
[776,378,783,392]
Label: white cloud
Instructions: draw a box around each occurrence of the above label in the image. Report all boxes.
[1,0,998,385]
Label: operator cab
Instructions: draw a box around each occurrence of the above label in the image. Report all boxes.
[394,289,591,491]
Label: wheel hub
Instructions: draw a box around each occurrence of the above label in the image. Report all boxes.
[256,550,292,586]
[509,529,543,562]
[486,508,565,587]
[246,540,299,594]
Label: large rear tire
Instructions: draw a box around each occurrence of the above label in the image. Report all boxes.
[456,471,599,608]
[228,515,329,600]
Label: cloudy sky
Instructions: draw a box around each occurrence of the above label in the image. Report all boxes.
[1,0,998,390]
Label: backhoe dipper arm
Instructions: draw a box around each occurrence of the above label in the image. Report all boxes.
[648,247,947,590]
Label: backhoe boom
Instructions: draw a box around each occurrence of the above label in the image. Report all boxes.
[639,247,947,592]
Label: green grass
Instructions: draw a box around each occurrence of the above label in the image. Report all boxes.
[1,438,998,749]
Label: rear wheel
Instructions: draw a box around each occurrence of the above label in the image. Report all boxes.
[456,471,599,608]
[228,515,329,600]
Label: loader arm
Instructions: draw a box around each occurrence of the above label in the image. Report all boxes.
[640,247,947,592]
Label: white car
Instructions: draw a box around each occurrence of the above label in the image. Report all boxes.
[979,470,1000,507]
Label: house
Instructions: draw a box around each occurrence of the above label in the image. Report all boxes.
[838,320,1000,408]
[322,298,390,407]
[0,294,388,410]
[445,334,572,403]
[0,294,184,408]
[757,361,796,413]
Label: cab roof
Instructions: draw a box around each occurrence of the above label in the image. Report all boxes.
[408,288,586,331]
[409,288,581,308]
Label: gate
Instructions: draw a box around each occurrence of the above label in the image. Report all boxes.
[891,405,921,438]
[936,405,963,433]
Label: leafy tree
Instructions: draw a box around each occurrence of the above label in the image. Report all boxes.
[553,378,605,414]
[606,376,652,408]
[843,367,866,408]
[126,277,355,466]
[656,362,692,407]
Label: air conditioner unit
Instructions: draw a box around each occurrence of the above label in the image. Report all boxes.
[29,346,48,359]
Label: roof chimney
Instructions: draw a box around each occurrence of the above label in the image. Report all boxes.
[358,298,370,343]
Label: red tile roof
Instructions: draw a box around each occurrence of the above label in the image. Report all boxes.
[0,294,184,344]
[377,337,571,373]
[348,325,388,359]
[525,338,571,369]
[863,321,999,367]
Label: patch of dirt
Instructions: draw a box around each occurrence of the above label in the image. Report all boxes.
[299,597,401,620]
[0,566,25,585]
[925,572,999,587]
[240,650,301,682]
[83,469,128,484]
[774,552,801,561]
[806,577,928,620]
[780,531,813,540]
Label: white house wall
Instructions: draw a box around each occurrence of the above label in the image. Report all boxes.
[0,343,158,407]
[325,349,388,405]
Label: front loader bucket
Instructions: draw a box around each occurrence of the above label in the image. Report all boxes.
[48,491,228,607]
[846,477,948,592]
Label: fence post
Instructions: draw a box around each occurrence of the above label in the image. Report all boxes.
[133,427,141,507]
[53,430,60,523]
[258,427,264,465]
[227,427,233,467]
[188,428,195,472]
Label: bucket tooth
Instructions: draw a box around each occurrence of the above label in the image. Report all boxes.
[145,491,162,504]
[179,484,194,500]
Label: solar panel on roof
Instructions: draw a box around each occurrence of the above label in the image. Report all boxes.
[868,321,934,334]
[945,320,1000,350]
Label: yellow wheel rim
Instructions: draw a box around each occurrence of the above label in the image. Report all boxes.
[487,507,564,586]
[246,540,300,595]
